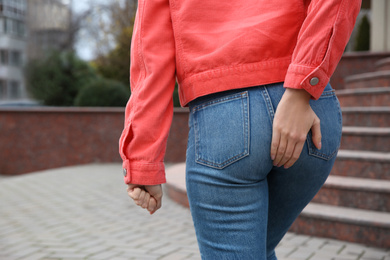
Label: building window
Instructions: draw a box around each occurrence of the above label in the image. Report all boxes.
[0,49,8,65]
[0,17,3,33]
[10,50,21,66]
[0,79,6,99]
[9,80,20,99]
[3,17,25,37]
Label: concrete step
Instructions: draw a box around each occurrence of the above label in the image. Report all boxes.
[375,57,390,71]
[342,107,390,127]
[166,164,390,249]
[290,203,390,248]
[332,150,390,180]
[336,87,390,107]
[313,175,390,212]
[344,71,390,89]
[341,126,390,152]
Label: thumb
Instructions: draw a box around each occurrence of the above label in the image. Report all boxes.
[311,116,322,150]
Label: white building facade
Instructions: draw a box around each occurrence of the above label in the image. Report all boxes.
[0,0,27,100]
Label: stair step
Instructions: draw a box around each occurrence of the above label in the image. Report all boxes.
[166,164,390,248]
[375,57,390,71]
[313,175,390,212]
[337,149,390,162]
[336,87,390,107]
[290,203,390,248]
[332,150,390,180]
[345,71,390,89]
[341,127,390,152]
[342,107,390,127]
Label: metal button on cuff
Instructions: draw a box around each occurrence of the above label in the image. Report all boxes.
[123,168,127,177]
[310,77,319,86]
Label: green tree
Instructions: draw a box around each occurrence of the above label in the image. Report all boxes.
[74,78,130,107]
[354,15,370,51]
[26,51,98,106]
[89,1,136,86]
[93,26,133,86]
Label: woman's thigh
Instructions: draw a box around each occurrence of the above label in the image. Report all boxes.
[265,83,343,254]
[185,87,274,259]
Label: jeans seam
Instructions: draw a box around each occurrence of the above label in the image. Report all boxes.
[261,86,275,123]
[244,91,250,159]
[192,92,248,113]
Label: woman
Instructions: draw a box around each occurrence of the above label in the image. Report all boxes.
[120,0,361,259]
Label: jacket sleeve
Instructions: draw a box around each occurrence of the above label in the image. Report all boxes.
[119,0,176,185]
[284,0,361,99]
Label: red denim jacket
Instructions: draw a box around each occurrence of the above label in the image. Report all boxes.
[119,0,361,185]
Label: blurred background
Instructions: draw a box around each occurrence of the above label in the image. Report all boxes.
[0,0,138,107]
[0,0,389,252]
[0,0,384,107]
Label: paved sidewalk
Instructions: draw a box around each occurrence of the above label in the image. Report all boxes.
[0,164,389,260]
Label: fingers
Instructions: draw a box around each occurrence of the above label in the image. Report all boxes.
[311,116,322,150]
[127,184,162,214]
[284,141,305,169]
[271,127,307,169]
[272,134,287,167]
[270,130,280,161]
[145,185,162,214]
[148,197,158,215]
[272,135,305,169]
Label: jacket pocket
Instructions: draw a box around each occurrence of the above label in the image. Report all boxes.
[191,91,250,169]
[306,89,342,161]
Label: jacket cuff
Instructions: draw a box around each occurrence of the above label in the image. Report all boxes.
[122,159,166,185]
[284,64,329,100]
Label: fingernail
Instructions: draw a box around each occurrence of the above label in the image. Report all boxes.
[271,155,275,160]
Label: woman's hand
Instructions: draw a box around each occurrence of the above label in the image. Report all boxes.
[127,184,163,214]
[270,88,322,169]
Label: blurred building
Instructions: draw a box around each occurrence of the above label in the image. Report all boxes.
[371,0,390,52]
[0,0,71,102]
[27,0,72,60]
[0,0,27,100]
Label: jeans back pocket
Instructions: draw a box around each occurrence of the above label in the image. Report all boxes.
[306,89,342,161]
[191,91,250,169]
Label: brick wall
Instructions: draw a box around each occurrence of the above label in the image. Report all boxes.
[1,52,388,176]
[0,107,189,175]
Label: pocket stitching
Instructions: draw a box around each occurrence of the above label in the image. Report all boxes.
[193,91,250,169]
[306,94,342,161]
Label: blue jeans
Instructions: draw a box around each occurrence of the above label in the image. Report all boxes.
[185,83,342,260]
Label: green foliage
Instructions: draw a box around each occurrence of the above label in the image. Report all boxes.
[26,51,98,106]
[354,15,370,51]
[74,78,130,107]
[173,83,181,107]
[94,25,133,87]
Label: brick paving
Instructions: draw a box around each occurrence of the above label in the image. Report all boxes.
[0,164,389,260]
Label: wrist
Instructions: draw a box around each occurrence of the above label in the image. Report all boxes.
[284,88,311,102]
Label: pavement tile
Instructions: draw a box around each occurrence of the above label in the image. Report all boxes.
[287,234,312,246]
[288,249,315,260]
[88,250,122,259]
[303,237,328,249]
[0,164,389,260]
[363,248,389,258]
